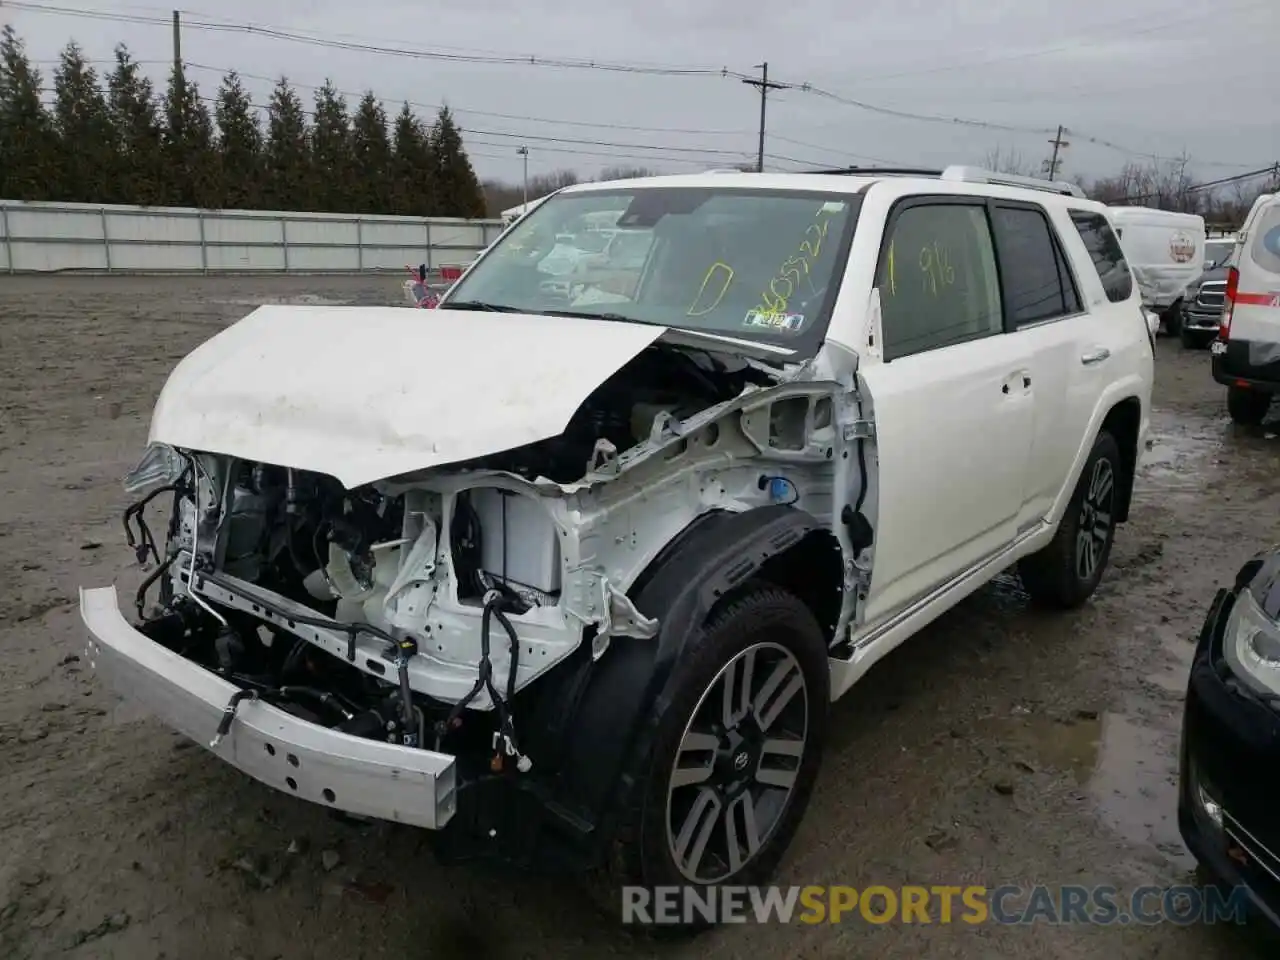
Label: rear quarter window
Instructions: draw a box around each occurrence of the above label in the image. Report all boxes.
[1069,211,1134,303]
[1248,204,1280,276]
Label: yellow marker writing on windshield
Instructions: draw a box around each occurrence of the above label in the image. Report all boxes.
[688,262,734,316]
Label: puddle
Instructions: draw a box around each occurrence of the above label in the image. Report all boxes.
[1089,712,1192,867]
[986,706,1193,868]
[1135,410,1226,497]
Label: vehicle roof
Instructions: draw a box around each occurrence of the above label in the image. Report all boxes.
[556,170,1111,212]
[1105,206,1206,225]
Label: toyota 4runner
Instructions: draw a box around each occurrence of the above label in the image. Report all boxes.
[80,165,1153,926]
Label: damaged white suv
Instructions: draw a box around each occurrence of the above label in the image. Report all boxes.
[81,166,1152,919]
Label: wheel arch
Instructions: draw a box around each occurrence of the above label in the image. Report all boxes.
[1051,391,1144,529]
[1099,395,1142,523]
[536,504,843,865]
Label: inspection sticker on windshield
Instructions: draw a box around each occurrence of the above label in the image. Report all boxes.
[743,309,805,332]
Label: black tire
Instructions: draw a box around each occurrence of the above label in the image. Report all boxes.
[1227,386,1271,426]
[598,585,829,933]
[1163,303,1183,337]
[1018,430,1122,610]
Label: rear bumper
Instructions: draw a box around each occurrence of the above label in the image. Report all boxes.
[1212,338,1280,392]
[79,585,458,829]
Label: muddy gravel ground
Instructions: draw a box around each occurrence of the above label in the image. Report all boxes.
[2,274,1279,960]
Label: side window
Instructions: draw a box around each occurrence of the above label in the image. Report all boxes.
[1069,211,1134,303]
[875,203,1003,360]
[991,205,1081,326]
[1247,204,1280,274]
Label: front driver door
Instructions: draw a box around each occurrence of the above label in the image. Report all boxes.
[855,197,1035,627]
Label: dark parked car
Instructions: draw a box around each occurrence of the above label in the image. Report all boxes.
[1179,545,1280,928]
[1179,239,1237,348]
[1180,263,1229,349]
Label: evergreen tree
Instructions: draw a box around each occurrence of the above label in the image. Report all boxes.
[263,77,310,209]
[310,80,352,212]
[215,71,262,210]
[51,41,116,203]
[350,91,391,214]
[429,106,485,218]
[162,64,218,206]
[390,102,432,217]
[0,25,57,202]
[106,45,164,205]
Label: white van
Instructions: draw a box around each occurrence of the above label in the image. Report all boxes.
[1213,192,1280,424]
[1108,207,1206,334]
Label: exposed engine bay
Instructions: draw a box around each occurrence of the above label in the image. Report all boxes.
[121,342,790,772]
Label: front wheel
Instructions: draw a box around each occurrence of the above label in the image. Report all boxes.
[601,586,829,932]
[1018,430,1122,609]
[1227,386,1271,426]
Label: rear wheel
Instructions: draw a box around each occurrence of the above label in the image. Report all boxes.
[1227,386,1272,426]
[1019,430,1122,609]
[600,586,829,932]
[1162,303,1183,337]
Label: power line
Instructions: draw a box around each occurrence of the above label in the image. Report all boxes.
[840,0,1271,87]
[182,63,754,139]
[12,1,1268,173]
[1118,164,1279,203]
[5,1,748,78]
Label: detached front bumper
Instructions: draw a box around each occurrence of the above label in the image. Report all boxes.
[79,586,458,829]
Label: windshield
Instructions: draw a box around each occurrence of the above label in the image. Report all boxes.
[1205,240,1234,268]
[441,186,862,351]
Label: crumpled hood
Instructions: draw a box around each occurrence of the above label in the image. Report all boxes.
[148,305,667,488]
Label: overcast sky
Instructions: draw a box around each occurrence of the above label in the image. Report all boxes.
[6,0,1278,186]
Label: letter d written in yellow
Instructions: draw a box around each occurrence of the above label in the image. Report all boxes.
[798,886,827,924]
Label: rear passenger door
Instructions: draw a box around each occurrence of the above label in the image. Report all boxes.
[857,197,1037,627]
[987,202,1087,532]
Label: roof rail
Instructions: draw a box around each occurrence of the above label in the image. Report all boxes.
[805,166,943,177]
[940,165,1087,198]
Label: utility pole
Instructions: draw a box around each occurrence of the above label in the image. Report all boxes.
[741,62,786,173]
[171,10,182,73]
[516,146,529,207]
[1045,125,1069,180]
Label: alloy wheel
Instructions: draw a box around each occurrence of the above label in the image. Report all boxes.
[665,641,809,884]
[1076,457,1115,581]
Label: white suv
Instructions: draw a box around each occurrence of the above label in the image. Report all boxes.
[81,165,1152,926]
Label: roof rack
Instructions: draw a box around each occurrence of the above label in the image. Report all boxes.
[806,166,943,177]
[798,163,1087,198]
[939,165,1087,198]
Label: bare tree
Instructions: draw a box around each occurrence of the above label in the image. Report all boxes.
[982,145,1035,176]
[597,165,661,182]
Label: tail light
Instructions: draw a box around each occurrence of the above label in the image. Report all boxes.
[1220,265,1239,340]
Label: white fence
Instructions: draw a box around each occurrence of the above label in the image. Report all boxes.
[0,200,507,274]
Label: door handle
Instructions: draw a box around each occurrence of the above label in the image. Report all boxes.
[1022,375,1032,388]
[1081,348,1111,365]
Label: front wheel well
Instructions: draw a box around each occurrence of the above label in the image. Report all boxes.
[747,529,845,644]
[1099,397,1142,523]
